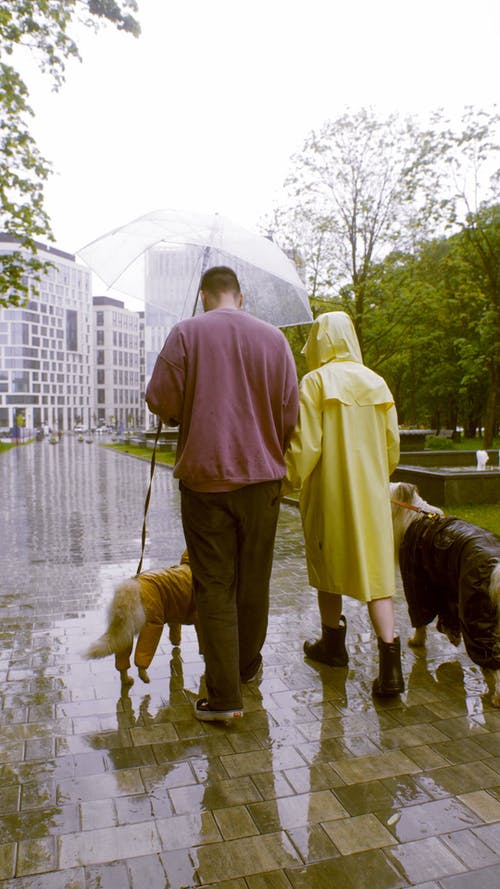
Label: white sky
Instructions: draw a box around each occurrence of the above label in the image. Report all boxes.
[17,0,500,306]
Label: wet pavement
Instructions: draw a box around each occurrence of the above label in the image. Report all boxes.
[1,435,499,889]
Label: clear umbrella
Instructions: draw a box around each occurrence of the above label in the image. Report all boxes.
[78,208,312,327]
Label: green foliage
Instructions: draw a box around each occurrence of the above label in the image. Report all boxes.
[425,435,456,450]
[0,0,140,308]
[0,61,54,306]
[271,107,499,442]
[281,323,309,380]
[372,205,499,444]
[270,107,444,349]
[105,441,175,466]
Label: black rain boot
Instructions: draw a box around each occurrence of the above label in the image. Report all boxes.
[303,616,349,666]
[372,636,405,696]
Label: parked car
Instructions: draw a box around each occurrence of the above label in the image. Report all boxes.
[73,424,87,433]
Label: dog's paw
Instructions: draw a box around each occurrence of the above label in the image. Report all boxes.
[168,623,182,646]
[437,618,461,647]
[408,629,426,648]
[138,667,150,684]
[120,671,134,687]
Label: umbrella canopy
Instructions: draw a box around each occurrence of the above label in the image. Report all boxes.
[78,208,312,327]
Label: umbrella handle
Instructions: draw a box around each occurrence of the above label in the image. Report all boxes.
[191,244,213,316]
[136,418,163,575]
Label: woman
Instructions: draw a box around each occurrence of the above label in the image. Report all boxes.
[285,311,403,695]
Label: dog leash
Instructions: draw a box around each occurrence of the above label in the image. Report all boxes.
[391,499,441,521]
[136,419,163,576]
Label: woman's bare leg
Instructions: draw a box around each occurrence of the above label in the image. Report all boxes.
[367,597,395,642]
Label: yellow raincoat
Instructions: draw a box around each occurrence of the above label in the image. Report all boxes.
[285,312,400,601]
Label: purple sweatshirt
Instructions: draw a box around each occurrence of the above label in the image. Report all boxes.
[145,308,299,492]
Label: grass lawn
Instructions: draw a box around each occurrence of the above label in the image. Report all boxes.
[104,441,175,466]
[429,436,500,451]
[443,503,500,535]
[0,440,29,452]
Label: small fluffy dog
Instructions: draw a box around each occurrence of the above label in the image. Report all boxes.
[85,551,201,685]
[390,482,500,707]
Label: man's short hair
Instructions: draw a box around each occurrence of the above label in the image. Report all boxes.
[200,266,241,297]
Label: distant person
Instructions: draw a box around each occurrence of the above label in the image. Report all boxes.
[284,311,404,696]
[146,266,299,720]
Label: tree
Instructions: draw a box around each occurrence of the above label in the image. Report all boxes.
[359,210,499,443]
[0,0,140,308]
[271,108,443,351]
[273,106,500,443]
[433,108,500,447]
[448,205,500,446]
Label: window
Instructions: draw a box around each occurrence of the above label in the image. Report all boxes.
[96,329,104,346]
[11,324,29,345]
[7,394,34,404]
[66,309,78,351]
[96,311,104,326]
[12,372,29,393]
[97,350,105,365]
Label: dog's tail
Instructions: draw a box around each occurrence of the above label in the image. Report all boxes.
[85,632,118,659]
[85,579,145,659]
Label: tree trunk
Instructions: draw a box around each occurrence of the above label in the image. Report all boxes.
[482,364,498,449]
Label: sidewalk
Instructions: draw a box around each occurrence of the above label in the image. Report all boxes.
[0,436,499,888]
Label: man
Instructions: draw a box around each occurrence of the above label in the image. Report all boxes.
[146,266,299,720]
[284,311,404,696]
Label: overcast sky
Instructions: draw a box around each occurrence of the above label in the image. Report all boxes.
[18,0,499,305]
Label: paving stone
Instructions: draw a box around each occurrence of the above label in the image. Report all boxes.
[0,439,499,888]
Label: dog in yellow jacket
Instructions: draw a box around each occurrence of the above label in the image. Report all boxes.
[85,551,201,685]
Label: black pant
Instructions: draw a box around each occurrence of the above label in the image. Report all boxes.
[180,480,281,710]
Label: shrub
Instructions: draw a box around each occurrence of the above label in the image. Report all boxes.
[425,435,456,450]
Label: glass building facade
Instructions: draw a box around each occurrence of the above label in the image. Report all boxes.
[93,296,143,429]
[0,239,94,434]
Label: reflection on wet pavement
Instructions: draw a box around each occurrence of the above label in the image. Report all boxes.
[0,436,499,887]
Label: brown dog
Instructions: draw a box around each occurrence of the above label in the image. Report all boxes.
[390,482,500,708]
[85,551,201,685]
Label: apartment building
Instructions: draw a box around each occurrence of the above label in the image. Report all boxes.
[0,238,94,433]
[143,243,205,373]
[93,296,143,429]
[143,244,203,428]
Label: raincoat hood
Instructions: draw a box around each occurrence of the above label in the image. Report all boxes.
[302,311,363,371]
[301,310,395,408]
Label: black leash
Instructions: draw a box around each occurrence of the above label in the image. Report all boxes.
[136,419,163,575]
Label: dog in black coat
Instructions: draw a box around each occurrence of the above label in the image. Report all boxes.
[390,482,500,707]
